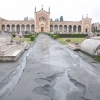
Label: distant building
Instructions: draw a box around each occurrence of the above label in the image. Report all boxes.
[0,7,92,33]
[92,22,100,31]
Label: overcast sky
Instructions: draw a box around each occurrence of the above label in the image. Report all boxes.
[0,0,100,23]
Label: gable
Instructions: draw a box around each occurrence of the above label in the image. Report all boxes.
[36,9,49,14]
[36,10,49,18]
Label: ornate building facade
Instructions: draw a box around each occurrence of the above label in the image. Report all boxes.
[92,22,100,31]
[0,7,92,33]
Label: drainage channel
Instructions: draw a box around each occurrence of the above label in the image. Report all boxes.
[0,44,36,100]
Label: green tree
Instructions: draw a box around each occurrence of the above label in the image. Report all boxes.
[50,18,53,21]
[56,18,59,21]
[60,16,63,21]
[55,18,59,21]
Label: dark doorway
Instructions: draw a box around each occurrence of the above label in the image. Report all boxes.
[86,28,88,32]
[41,27,44,32]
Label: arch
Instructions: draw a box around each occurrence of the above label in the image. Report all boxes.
[21,24,25,32]
[84,24,89,33]
[26,24,30,32]
[11,24,15,32]
[7,24,10,32]
[2,24,5,31]
[69,25,72,33]
[16,24,20,33]
[50,25,53,32]
[78,25,81,32]
[54,25,58,33]
[64,25,67,33]
[31,24,35,32]
[59,25,63,32]
[73,25,76,32]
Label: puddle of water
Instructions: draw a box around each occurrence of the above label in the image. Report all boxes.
[0,47,34,100]
[2,33,100,100]
[32,85,55,99]
[53,69,77,100]
[34,72,64,87]
[32,34,100,100]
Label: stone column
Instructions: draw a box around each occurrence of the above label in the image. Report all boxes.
[11,27,13,32]
[53,26,55,32]
[28,26,30,33]
[72,26,73,33]
[62,26,63,33]
[5,26,6,31]
[30,26,31,33]
[15,26,16,32]
[16,26,18,33]
[20,25,21,32]
[67,26,69,33]
[58,26,59,33]
[63,26,65,33]
[53,26,54,32]
[25,26,26,31]
[19,25,21,31]
[10,25,12,32]
[76,26,78,33]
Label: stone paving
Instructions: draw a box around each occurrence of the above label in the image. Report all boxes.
[0,33,100,100]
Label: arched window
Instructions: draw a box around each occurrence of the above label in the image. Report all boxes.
[78,25,81,32]
[59,25,62,32]
[69,25,72,33]
[73,25,76,32]
[50,25,53,32]
[2,24,5,31]
[64,25,67,33]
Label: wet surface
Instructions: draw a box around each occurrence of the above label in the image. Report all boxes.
[0,46,32,100]
[0,33,100,100]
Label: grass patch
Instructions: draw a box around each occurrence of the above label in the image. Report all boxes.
[94,56,100,62]
[57,38,86,45]
[57,38,68,44]
[13,37,32,44]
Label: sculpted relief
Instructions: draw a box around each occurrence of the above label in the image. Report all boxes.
[85,24,89,28]
[39,16,46,22]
